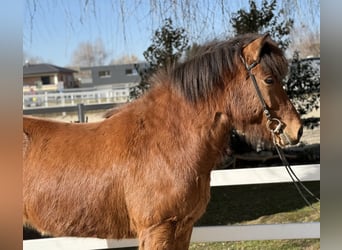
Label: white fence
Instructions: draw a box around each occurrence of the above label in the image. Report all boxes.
[23,164,320,250]
[23,88,130,109]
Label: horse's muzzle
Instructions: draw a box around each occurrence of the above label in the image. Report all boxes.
[277,125,303,147]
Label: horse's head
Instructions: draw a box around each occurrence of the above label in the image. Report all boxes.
[168,33,302,148]
[226,34,303,148]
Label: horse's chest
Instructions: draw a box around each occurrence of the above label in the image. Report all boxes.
[176,174,212,222]
[192,174,211,212]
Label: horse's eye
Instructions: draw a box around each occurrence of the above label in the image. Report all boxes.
[264,77,274,85]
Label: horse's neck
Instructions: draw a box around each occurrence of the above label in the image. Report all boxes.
[107,83,227,136]
[140,84,214,129]
[102,84,229,173]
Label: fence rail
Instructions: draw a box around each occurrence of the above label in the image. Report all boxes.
[23,164,320,250]
[23,103,120,115]
[23,88,130,109]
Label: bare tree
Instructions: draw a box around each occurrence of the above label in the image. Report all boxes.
[288,25,320,58]
[110,54,139,65]
[71,39,108,67]
[23,51,48,65]
[93,39,108,65]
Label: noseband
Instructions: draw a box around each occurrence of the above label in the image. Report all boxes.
[239,54,320,210]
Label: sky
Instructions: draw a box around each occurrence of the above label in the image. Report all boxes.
[23,0,320,67]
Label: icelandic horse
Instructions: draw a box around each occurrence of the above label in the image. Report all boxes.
[23,33,303,249]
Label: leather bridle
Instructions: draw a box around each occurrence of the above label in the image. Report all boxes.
[239,54,320,209]
[239,54,286,143]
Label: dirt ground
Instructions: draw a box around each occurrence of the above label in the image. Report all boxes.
[301,108,320,145]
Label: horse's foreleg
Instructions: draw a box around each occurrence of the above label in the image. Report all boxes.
[138,222,194,250]
[138,221,177,250]
[174,226,193,250]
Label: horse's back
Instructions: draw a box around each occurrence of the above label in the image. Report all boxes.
[23,116,50,158]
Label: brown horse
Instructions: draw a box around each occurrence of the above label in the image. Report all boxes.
[23,33,302,249]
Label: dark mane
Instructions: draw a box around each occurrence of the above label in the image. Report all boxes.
[103,33,288,119]
[166,33,288,102]
[259,39,288,82]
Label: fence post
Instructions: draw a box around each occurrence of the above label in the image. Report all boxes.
[77,103,85,123]
[60,92,65,106]
[44,92,48,107]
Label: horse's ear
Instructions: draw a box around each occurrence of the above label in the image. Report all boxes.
[242,33,270,64]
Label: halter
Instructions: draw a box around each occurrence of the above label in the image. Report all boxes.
[239,54,320,210]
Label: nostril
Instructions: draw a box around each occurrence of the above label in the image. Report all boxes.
[298,125,303,139]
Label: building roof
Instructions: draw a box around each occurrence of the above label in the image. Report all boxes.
[23,63,77,76]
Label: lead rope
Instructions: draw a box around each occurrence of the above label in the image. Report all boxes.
[240,54,320,210]
[271,132,320,211]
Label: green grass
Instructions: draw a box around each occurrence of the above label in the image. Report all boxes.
[190,182,320,249]
[190,239,320,250]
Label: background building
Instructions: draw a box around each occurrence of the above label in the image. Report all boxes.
[23,63,78,92]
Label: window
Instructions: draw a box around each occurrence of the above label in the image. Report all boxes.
[41,76,50,85]
[125,68,138,76]
[98,70,111,78]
